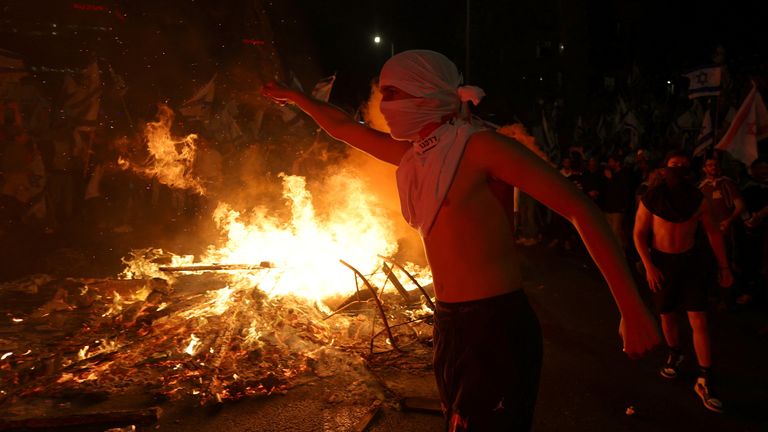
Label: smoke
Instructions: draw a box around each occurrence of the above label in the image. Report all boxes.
[359,80,390,133]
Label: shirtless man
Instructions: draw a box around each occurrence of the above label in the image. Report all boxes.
[634,151,733,414]
[263,50,659,431]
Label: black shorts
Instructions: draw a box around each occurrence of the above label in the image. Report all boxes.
[433,290,542,432]
[650,248,707,313]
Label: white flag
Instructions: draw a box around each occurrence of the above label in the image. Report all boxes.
[61,60,101,124]
[693,110,713,157]
[684,66,722,99]
[715,84,768,166]
[616,98,642,148]
[596,115,607,143]
[180,74,216,120]
[675,99,704,130]
[622,110,641,148]
[311,74,336,102]
[542,112,557,151]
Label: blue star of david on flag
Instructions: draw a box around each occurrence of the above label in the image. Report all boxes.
[684,66,722,99]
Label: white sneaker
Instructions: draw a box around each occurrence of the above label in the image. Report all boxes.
[694,377,724,414]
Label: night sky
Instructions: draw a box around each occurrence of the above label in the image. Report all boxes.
[260,0,768,126]
[2,0,767,122]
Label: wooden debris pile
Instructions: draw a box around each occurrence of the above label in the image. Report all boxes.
[0,267,434,415]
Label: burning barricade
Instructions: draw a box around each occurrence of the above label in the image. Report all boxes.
[0,107,435,428]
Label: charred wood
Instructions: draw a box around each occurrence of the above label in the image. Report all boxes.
[0,407,161,431]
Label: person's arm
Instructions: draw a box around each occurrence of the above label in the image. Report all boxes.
[746,204,768,228]
[700,199,734,287]
[723,196,746,227]
[262,82,409,165]
[633,201,664,292]
[721,183,746,232]
[467,131,659,356]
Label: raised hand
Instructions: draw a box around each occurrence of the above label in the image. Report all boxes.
[261,81,298,105]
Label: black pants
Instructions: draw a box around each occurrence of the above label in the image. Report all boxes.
[434,290,543,432]
[650,248,707,313]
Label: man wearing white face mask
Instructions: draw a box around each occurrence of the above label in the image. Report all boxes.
[263,50,659,431]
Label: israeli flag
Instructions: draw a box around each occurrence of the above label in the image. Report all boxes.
[684,66,722,99]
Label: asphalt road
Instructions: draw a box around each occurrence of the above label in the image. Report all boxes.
[150,246,768,432]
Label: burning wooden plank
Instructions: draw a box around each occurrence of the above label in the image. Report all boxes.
[158,262,274,272]
[353,401,382,432]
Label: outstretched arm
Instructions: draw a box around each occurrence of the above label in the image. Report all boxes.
[467,130,659,357]
[262,82,410,165]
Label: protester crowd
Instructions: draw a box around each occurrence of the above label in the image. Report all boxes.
[511,90,768,356]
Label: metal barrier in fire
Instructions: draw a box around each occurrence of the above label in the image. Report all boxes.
[336,257,435,355]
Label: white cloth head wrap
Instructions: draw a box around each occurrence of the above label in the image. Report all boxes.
[379,50,485,140]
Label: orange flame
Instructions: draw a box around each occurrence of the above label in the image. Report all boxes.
[198,172,403,301]
[120,104,205,194]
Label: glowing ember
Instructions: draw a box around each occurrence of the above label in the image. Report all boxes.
[181,286,235,318]
[102,291,123,317]
[184,334,201,356]
[1,352,12,361]
[78,345,90,360]
[57,373,73,384]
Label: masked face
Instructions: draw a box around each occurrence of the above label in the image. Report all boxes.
[664,155,693,187]
[664,166,693,186]
[380,97,447,141]
[378,51,465,141]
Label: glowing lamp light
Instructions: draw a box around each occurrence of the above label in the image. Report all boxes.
[374,36,381,44]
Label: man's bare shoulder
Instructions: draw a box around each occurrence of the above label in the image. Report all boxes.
[464,130,525,164]
[467,128,551,165]
[466,129,506,147]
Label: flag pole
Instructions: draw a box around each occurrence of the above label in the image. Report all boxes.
[710,96,718,155]
[465,0,470,82]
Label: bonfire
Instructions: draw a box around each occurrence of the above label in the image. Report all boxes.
[0,107,435,428]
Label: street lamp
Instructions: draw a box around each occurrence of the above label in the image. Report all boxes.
[373,35,393,57]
